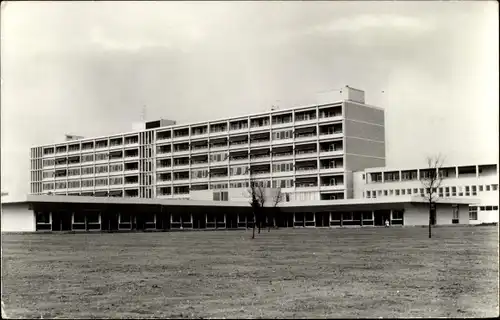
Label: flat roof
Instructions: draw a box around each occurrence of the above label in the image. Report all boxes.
[0,195,478,209]
[360,163,498,173]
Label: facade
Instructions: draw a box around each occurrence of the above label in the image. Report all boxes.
[353,164,499,224]
[1,195,473,232]
[29,86,385,203]
[0,85,493,233]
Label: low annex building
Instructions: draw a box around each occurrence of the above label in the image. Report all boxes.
[1,194,474,232]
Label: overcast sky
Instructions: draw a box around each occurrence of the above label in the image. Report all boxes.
[1,1,498,200]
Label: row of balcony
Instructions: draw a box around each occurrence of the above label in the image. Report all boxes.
[42,148,343,170]
[45,178,344,193]
[43,137,140,156]
[40,106,342,158]
[157,107,342,140]
[157,127,343,143]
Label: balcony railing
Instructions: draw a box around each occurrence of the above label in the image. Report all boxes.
[273,152,293,158]
[296,183,318,188]
[319,112,341,119]
[296,167,318,174]
[191,161,208,165]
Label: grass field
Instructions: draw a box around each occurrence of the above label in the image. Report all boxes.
[1,226,498,319]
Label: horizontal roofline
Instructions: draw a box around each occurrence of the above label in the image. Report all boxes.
[0,194,478,207]
[32,98,380,149]
[359,163,498,173]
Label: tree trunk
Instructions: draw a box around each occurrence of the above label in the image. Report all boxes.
[428,202,432,239]
[252,212,256,239]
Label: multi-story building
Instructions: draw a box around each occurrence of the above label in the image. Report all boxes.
[2,85,494,233]
[30,86,385,203]
[353,164,499,224]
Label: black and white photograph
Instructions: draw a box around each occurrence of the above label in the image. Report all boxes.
[1,0,498,318]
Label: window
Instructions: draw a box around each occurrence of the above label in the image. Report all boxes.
[372,191,377,198]
[452,205,459,224]
[486,185,491,191]
[413,188,418,194]
[110,177,123,185]
[43,159,55,167]
[68,180,80,188]
[95,165,108,174]
[342,212,353,221]
[110,164,123,172]
[82,154,94,163]
[43,171,55,179]
[68,168,80,176]
[366,191,371,199]
[486,206,493,211]
[492,184,498,191]
[272,130,293,140]
[210,152,228,162]
[36,212,51,224]
[465,186,470,196]
[192,169,209,179]
[55,181,67,189]
[73,212,86,224]
[95,153,108,161]
[383,190,388,196]
[479,185,483,192]
[401,189,405,195]
[95,178,108,186]
[480,206,486,211]
[392,211,403,220]
[86,212,100,224]
[43,183,54,190]
[273,162,293,173]
[371,173,382,182]
[272,179,294,188]
[362,212,372,220]
[230,166,248,176]
[213,191,229,201]
[472,185,477,196]
[384,172,399,181]
[401,171,417,181]
[469,206,478,220]
[494,206,499,210]
[451,186,457,196]
[82,166,94,175]
[81,179,93,187]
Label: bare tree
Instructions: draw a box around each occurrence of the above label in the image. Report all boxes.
[246,171,284,238]
[420,154,445,238]
[267,187,283,232]
[247,173,266,239]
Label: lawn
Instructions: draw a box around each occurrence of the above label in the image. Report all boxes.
[1,226,498,319]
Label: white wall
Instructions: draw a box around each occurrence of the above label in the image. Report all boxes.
[1,203,36,232]
[403,203,469,226]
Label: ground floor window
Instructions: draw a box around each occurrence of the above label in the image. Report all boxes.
[452,205,459,224]
[469,206,478,221]
[35,212,52,231]
[86,212,101,230]
[36,212,51,224]
[391,210,404,225]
